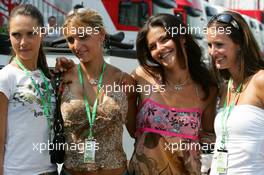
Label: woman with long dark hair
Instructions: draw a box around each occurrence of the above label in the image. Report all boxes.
[207,11,264,175]
[0,4,57,175]
[128,13,217,175]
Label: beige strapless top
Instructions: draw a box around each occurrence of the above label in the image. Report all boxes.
[60,83,128,171]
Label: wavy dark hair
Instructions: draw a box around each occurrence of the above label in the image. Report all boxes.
[136,13,216,99]
[207,11,264,83]
[9,4,50,78]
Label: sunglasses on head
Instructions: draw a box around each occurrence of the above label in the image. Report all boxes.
[67,8,87,16]
[209,14,240,30]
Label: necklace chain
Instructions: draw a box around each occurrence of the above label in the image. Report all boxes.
[174,81,188,91]
[174,78,190,91]
[89,78,99,85]
[165,78,190,91]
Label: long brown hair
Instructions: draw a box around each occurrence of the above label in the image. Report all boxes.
[136,13,216,99]
[9,4,50,78]
[207,11,264,83]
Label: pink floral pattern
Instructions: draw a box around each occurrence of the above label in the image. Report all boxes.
[136,98,202,140]
[129,98,203,175]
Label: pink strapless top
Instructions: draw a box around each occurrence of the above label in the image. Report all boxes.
[136,98,203,141]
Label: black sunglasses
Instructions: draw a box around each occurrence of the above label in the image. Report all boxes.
[209,14,240,30]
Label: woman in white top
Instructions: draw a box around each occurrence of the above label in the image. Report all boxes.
[206,11,264,175]
[0,4,57,175]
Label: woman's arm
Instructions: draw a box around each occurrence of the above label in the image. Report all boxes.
[199,86,218,153]
[254,70,264,107]
[122,74,138,138]
[202,86,218,133]
[0,92,8,175]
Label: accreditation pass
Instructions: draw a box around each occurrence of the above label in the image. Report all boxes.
[216,149,228,174]
[84,139,96,163]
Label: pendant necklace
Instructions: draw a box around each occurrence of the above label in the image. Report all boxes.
[89,78,99,85]
[174,78,189,91]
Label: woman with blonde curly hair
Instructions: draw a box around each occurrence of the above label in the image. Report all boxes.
[58,8,137,175]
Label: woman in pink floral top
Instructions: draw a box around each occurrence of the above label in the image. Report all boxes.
[128,14,217,175]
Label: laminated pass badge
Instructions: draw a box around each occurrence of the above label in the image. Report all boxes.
[216,149,228,173]
[84,138,96,163]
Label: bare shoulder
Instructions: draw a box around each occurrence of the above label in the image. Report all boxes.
[253,70,264,88]
[252,70,264,104]
[121,72,136,86]
[105,64,134,84]
[132,66,151,79]
[131,66,145,78]
[131,66,156,85]
[107,64,137,97]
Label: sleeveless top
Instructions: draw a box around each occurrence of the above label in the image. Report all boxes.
[210,105,264,175]
[129,97,203,175]
[60,79,128,171]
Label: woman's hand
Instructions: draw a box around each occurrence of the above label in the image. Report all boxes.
[54,57,75,73]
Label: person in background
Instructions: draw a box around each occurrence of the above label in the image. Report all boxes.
[58,8,137,175]
[48,16,57,28]
[0,4,58,175]
[46,16,60,37]
[206,11,264,175]
[73,4,84,10]
[128,13,217,175]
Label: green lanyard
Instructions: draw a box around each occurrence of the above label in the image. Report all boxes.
[220,79,242,149]
[14,57,52,129]
[77,63,106,139]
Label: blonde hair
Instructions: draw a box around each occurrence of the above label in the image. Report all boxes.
[63,8,105,35]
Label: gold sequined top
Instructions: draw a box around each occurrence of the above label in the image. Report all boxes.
[60,83,128,171]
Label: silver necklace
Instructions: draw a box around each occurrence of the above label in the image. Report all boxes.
[88,64,107,85]
[89,78,99,85]
[174,78,189,91]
